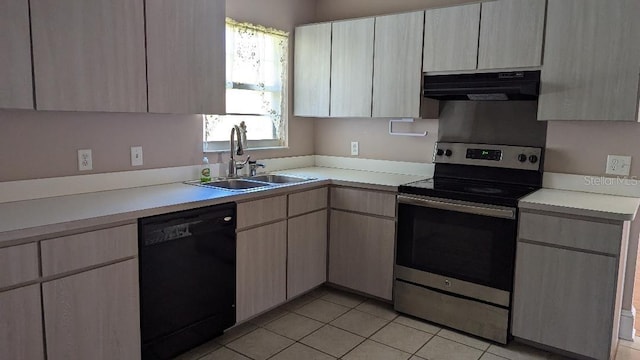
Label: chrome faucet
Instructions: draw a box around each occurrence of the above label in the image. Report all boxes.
[228,125,249,177]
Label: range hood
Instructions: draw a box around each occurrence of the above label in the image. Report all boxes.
[423,71,540,101]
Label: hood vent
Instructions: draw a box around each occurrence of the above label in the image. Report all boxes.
[423,71,540,101]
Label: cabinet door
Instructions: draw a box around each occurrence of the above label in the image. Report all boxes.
[237,221,287,322]
[294,23,331,117]
[372,11,425,118]
[538,0,640,121]
[423,4,480,72]
[512,242,616,360]
[329,210,395,300]
[477,0,546,70]
[330,18,375,117]
[146,0,225,114]
[30,0,146,112]
[43,259,141,360]
[288,210,327,299]
[0,285,44,360]
[0,0,32,109]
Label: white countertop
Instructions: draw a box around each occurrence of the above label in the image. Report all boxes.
[519,188,640,221]
[276,167,425,189]
[0,167,426,244]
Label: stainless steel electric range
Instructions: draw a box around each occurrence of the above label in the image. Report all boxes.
[394,141,543,344]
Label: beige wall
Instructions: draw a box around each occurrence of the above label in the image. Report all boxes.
[0,0,317,183]
[0,110,203,182]
[314,117,439,162]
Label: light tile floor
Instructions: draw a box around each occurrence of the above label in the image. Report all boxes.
[176,286,640,360]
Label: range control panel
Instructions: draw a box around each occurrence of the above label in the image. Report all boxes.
[433,142,543,171]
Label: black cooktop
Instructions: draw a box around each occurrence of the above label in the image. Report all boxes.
[399,177,539,207]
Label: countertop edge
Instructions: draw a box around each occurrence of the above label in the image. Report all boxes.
[519,188,640,222]
[0,171,408,245]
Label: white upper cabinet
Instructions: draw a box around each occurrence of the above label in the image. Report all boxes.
[538,0,640,121]
[372,11,425,118]
[146,0,225,115]
[294,23,331,117]
[30,0,147,112]
[0,0,33,110]
[423,4,480,72]
[330,18,375,117]
[477,0,546,70]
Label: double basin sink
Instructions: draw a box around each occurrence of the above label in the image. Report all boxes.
[195,174,315,191]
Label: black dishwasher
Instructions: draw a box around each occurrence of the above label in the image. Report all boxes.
[138,202,236,360]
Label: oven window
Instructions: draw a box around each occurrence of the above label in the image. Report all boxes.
[396,202,517,291]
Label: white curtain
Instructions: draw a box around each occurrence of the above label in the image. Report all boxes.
[225,18,289,145]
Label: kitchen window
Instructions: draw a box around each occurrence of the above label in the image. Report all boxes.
[204,18,289,151]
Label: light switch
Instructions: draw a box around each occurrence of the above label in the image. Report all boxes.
[131,146,143,167]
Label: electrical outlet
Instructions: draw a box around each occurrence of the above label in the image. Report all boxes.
[351,141,359,156]
[606,155,631,176]
[78,149,92,171]
[131,146,143,166]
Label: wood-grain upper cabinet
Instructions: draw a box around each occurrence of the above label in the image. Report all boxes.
[537,0,640,121]
[43,259,141,360]
[294,23,331,117]
[0,285,45,360]
[288,210,328,299]
[236,221,287,322]
[30,0,146,112]
[513,211,628,360]
[146,0,225,114]
[372,11,425,118]
[423,4,480,72]
[477,0,546,70]
[330,18,375,117]
[0,0,33,109]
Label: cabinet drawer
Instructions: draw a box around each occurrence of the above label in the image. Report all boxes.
[0,243,39,289]
[518,212,622,255]
[288,187,328,217]
[330,187,396,217]
[237,195,286,229]
[41,224,137,277]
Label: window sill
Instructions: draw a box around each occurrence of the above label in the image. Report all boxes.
[204,146,289,153]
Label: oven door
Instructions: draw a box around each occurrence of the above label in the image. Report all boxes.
[396,195,517,292]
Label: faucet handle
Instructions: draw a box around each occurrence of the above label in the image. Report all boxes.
[249,161,266,176]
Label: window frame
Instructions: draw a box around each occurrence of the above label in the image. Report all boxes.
[203,19,289,153]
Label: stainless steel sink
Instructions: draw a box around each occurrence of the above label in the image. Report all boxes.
[249,174,311,184]
[203,179,271,190]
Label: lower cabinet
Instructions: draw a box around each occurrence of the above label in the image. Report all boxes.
[512,211,627,360]
[287,210,328,299]
[0,285,45,360]
[236,221,287,322]
[42,259,141,360]
[329,209,395,300]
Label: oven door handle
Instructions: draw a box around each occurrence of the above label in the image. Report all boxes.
[397,195,516,219]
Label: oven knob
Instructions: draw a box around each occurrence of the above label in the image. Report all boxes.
[444,279,451,287]
[436,148,444,156]
[529,155,539,164]
[518,154,527,162]
[445,149,452,157]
